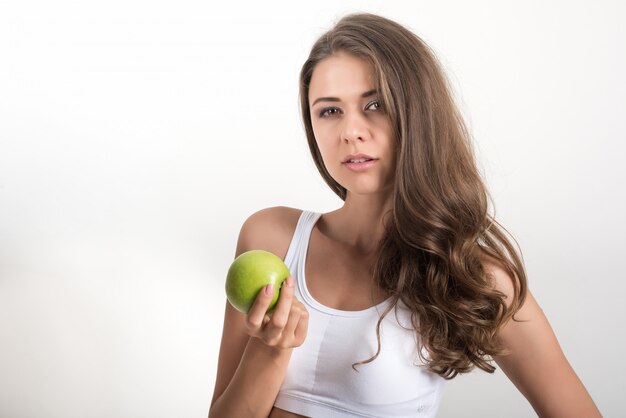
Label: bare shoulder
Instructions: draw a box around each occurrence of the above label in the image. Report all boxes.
[236,206,304,260]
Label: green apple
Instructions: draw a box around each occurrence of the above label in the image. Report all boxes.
[225,249,291,313]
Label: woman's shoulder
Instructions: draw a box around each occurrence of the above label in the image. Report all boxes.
[235,206,305,260]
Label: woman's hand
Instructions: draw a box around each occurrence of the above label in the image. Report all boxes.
[245,276,309,349]
[209,276,309,418]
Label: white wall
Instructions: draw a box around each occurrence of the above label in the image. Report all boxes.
[1,1,624,417]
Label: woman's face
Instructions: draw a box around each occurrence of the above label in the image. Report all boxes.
[308,52,396,197]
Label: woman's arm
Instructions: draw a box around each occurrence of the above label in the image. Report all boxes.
[486,262,602,417]
[210,283,306,418]
[209,209,308,418]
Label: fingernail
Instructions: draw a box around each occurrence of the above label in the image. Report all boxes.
[265,284,274,295]
[286,277,294,287]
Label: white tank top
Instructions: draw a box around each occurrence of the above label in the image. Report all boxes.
[274,210,446,418]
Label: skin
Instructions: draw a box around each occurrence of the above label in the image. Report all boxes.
[209,53,602,417]
[308,52,396,255]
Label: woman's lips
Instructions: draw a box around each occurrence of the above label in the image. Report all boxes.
[343,159,379,172]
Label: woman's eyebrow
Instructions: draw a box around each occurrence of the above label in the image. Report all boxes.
[311,89,377,107]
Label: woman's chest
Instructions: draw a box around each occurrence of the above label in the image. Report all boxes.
[278,308,444,414]
[305,235,387,311]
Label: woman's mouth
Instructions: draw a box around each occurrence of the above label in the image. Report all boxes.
[343,158,379,172]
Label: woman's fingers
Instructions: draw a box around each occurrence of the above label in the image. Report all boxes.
[281,301,308,348]
[244,276,309,348]
[293,303,309,347]
[245,283,276,334]
[270,277,295,322]
[245,277,293,334]
[262,277,295,343]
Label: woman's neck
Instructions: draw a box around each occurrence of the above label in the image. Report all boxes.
[318,191,392,255]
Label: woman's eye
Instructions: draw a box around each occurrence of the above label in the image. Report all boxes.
[319,107,340,117]
[318,101,382,118]
[367,100,382,111]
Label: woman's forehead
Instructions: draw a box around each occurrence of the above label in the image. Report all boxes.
[308,53,376,102]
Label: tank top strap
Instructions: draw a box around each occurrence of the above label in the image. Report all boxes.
[283,210,322,276]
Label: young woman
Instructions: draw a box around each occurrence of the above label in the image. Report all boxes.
[209,13,602,418]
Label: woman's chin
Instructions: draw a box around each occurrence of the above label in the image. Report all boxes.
[343,182,393,197]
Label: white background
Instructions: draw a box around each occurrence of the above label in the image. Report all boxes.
[1,1,624,417]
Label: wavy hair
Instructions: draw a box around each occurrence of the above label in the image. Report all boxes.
[299,13,528,379]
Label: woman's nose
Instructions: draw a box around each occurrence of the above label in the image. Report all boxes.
[341,112,369,143]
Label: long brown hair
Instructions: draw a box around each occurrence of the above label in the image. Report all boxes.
[299,12,528,379]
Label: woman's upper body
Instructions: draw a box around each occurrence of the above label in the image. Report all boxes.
[210,206,601,418]
[209,12,601,418]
